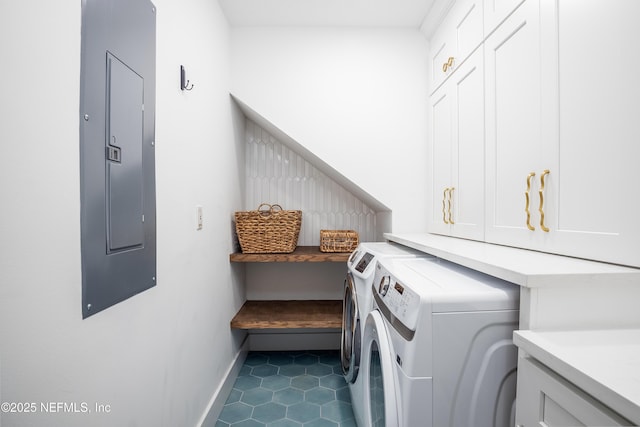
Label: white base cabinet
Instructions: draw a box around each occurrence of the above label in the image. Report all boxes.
[516,357,633,427]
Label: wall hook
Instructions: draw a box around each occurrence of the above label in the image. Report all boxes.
[180,65,194,91]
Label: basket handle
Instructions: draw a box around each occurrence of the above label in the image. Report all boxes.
[257,203,272,217]
[257,203,283,218]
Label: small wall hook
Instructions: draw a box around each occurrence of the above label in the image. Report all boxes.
[180,65,194,91]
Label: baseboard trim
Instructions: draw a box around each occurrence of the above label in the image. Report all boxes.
[197,337,249,427]
[197,330,340,426]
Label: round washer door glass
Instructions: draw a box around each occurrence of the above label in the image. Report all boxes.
[341,273,361,382]
[363,310,400,427]
[370,340,385,426]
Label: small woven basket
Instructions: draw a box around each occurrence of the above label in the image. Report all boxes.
[235,204,302,253]
[319,230,359,253]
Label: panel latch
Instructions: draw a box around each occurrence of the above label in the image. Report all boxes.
[106,145,121,163]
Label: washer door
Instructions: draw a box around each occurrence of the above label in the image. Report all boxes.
[362,310,401,427]
[341,273,361,383]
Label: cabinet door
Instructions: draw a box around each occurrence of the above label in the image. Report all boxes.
[484,0,547,249]
[429,49,485,240]
[516,357,632,426]
[484,0,525,37]
[429,83,454,235]
[487,0,640,267]
[429,0,484,93]
[430,24,455,92]
[450,48,485,240]
[538,0,640,267]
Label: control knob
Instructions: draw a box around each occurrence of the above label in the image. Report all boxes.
[378,275,391,296]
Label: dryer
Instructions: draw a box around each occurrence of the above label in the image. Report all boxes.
[362,257,520,427]
[342,242,431,427]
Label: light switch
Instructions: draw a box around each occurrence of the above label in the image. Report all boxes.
[196,205,203,230]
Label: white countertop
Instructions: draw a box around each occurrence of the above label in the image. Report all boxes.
[514,329,640,425]
[384,233,640,288]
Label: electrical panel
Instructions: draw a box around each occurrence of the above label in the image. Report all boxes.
[79,0,156,318]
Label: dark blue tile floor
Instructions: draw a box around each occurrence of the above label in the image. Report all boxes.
[216,350,356,427]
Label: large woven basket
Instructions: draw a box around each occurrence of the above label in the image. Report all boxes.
[235,204,302,253]
[320,230,359,253]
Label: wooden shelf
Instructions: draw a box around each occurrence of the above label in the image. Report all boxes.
[229,246,351,263]
[229,247,348,331]
[230,300,342,329]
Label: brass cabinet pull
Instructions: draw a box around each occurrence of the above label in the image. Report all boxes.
[525,172,536,230]
[441,186,456,225]
[442,56,455,73]
[448,187,455,224]
[538,169,550,232]
[442,188,450,224]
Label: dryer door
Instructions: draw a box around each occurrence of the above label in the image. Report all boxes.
[341,273,361,383]
[362,310,401,427]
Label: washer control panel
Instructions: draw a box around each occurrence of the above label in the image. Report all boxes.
[354,252,375,273]
[375,274,422,332]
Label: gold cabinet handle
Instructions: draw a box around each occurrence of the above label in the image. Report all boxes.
[442,56,455,73]
[525,172,536,230]
[538,170,550,232]
[448,187,455,224]
[442,188,450,224]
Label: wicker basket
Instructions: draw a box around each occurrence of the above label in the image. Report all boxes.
[235,204,302,253]
[319,230,359,253]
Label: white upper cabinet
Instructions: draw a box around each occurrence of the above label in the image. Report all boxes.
[429,0,640,267]
[484,0,547,248]
[429,0,484,93]
[485,0,640,267]
[429,80,454,234]
[428,48,485,241]
[483,0,526,37]
[541,0,640,267]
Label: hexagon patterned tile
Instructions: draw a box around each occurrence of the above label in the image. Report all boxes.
[216,351,356,427]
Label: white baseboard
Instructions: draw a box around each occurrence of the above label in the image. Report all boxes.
[198,338,249,427]
[197,329,340,426]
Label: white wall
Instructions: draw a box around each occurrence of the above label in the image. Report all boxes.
[230,27,430,233]
[0,1,245,426]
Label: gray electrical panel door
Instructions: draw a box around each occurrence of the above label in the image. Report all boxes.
[80,0,156,318]
[106,53,145,252]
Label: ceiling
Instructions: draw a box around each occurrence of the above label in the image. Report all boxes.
[217,0,436,28]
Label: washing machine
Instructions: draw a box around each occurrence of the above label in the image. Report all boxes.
[361,257,520,427]
[342,242,432,427]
